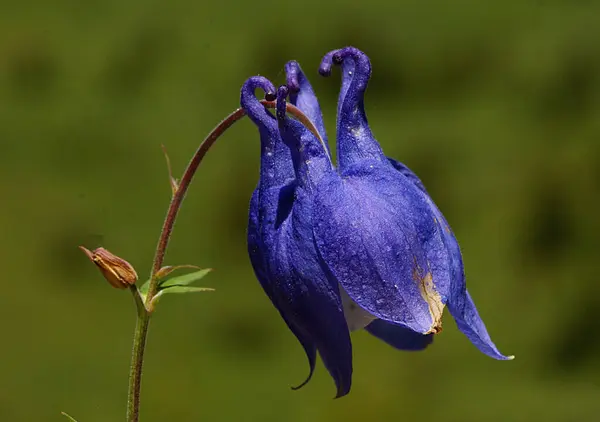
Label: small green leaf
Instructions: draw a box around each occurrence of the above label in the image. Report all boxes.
[138,279,150,297]
[138,268,211,307]
[61,412,79,422]
[159,268,212,289]
[155,264,201,280]
[159,285,214,294]
[149,285,214,311]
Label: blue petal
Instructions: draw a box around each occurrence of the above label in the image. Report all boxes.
[248,190,317,388]
[250,87,353,397]
[243,77,317,389]
[320,50,352,118]
[240,76,294,200]
[264,185,353,397]
[388,158,511,360]
[387,158,428,195]
[387,158,451,298]
[365,319,434,351]
[285,61,328,149]
[320,47,386,170]
[276,85,333,190]
[241,76,294,243]
[447,289,513,360]
[313,162,451,334]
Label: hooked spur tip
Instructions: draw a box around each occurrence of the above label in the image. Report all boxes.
[318,51,336,77]
[284,61,301,92]
[241,76,276,97]
[333,46,369,65]
[240,76,277,109]
[240,76,279,128]
[319,47,371,79]
[276,85,289,121]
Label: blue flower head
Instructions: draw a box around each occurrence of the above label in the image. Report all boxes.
[243,47,512,398]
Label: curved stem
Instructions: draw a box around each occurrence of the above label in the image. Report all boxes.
[148,106,245,289]
[125,100,320,422]
[146,100,323,301]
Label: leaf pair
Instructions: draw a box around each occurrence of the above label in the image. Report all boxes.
[139,265,214,306]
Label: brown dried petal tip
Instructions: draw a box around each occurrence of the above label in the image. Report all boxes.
[79,246,138,289]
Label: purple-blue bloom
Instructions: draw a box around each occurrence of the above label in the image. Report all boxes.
[244,47,512,398]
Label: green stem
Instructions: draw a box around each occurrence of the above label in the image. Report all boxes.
[126,311,149,422]
[124,100,320,422]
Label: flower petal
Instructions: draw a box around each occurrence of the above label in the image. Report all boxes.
[240,76,294,196]
[313,163,450,334]
[247,190,317,389]
[320,47,386,170]
[447,289,513,360]
[243,77,318,388]
[365,319,434,351]
[285,61,328,147]
[387,158,451,298]
[387,158,511,359]
[270,87,353,397]
[267,194,353,397]
[276,85,333,190]
[387,158,428,195]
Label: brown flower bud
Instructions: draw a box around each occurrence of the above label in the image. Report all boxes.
[79,246,138,289]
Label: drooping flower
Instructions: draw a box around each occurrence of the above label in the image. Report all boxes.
[244,47,511,398]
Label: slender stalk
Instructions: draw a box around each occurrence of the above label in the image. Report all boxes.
[126,285,149,422]
[126,312,149,422]
[125,100,320,422]
[146,100,322,300]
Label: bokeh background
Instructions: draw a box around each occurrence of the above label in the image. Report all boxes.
[1,0,599,421]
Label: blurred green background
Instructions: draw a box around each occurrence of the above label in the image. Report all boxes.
[1,0,599,420]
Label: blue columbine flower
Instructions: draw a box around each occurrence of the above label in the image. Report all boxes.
[243,47,512,398]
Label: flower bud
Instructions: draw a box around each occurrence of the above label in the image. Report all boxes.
[79,246,138,289]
